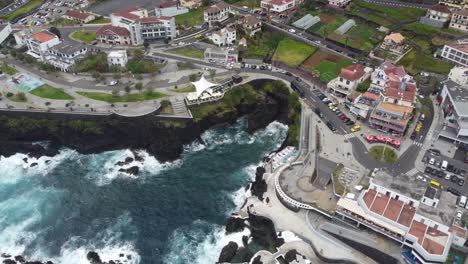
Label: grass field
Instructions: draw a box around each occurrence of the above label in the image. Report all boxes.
[398,50,453,74]
[168,47,204,59]
[0,62,17,75]
[175,8,205,28]
[77,91,166,103]
[404,22,463,36]
[52,17,77,26]
[315,59,353,82]
[243,30,284,60]
[87,16,111,24]
[172,85,195,93]
[2,0,44,21]
[328,23,383,52]
[369,146,398,164]
[30,84,74,100]
[71,31,96,44]
[273,38,317,67]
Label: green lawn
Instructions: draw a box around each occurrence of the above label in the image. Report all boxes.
[168,47,204,59]
[328,23,383,52]
[398,50,453,74]
[2,0,44,21]
[308,14,348,38]
[52,17,77,26]
[243,31,284,60]
[30,84,74,100]
[315,59,352,82]
[404,22,463,36]
[71,31,96,44]
[273,38,317,67]
[175,8,205,28]
[77,91,166,103]
[172,85,195,93]
[369,146,398,164]
[0,62,17,75]
[87,16,111,24]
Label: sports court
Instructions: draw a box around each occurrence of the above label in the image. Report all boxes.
[9,73,44,92]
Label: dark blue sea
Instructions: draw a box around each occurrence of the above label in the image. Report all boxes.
[0,119,287,264]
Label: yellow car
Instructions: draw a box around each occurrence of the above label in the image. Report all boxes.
[351,125,361,132]
[415,123,422,133]
[329,105,335,110]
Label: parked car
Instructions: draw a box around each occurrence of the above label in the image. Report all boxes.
[346,120,355,126]
[428,149,441,156]
[435,160,441,168]
[351,125,361,132]
[315,108,324,118]
[458,178,465,186]
[429,158,435,165]
[424,167,433,174]
[451,175,459,183]
[465,151,468,163]
[326,121,337,132]
[422,156,428,163]
[431,169,439,176]
[437,171,446,178]
[410,132,416,140]
[335,110,342,115]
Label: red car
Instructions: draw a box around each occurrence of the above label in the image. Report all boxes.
[340,115,348,120]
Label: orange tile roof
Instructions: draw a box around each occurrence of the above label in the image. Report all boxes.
[377,102,413,114]
[362,92,380,101]
[339,64,367,81]
[30,31,57,43]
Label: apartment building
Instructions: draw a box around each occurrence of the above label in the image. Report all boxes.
[369,61,413,92]
[239,15,262,36]
[0,22,12,45]
[25,31,61,60]
[327,64,372,98]
[439,0,468,9]
[328,0,351,8]
[154,1,189,17]
[209,26,236,46]
[45,43,89,72]
[107,50,128,67]
[450,9,468,32]
[97,6,176,46]
[441,40,468,67]
[204,2,231,26]
[204,47,238,63]
[261,0,296,14]
[336,171,467,264]
[420,4,452,28]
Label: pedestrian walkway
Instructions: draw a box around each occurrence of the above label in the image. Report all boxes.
[405,168,419,177]
[344,133,356,140]
[412,141,424,147]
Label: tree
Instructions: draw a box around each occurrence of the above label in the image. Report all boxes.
[49,27,61,38]
[134,48,144,60]
[135,82,143,92]
[112,89,119,96]
[160,99,171,108]
[143,42,150,50]
[189,73,198,82]
[16,92,26,101]
[202,0,210,6]
[124,85,131,94]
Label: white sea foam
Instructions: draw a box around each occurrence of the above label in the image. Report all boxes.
[279,231,303,243]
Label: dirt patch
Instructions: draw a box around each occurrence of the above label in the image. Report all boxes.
[319,13,336,23]
[300,51,341,71]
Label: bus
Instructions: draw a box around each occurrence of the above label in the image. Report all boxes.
[430,180,443,189]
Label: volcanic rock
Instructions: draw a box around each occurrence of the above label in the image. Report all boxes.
[218,241,238,263]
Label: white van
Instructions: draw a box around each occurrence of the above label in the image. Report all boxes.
[441,160,448,170]
[459,195,467,207]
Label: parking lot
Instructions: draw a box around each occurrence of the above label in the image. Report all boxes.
[421,149,468,196]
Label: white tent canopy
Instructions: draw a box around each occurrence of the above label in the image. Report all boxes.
[192,75,217,97]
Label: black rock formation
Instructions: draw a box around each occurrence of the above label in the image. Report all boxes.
[118,166,139,175]
[225,216,245,234]
[217,241,238,263]
[250,167,267,201]
[86,251,102,264]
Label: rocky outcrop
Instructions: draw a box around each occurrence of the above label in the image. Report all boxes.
[250,167,267,201]
[3,260,16,264]
[118,166,139,175]
[225,216,245,234]
[86,252,102,264]
[248,213,284,249]
[218,241,238,263]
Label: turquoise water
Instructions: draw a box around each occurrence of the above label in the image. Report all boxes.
[0,119,288,264]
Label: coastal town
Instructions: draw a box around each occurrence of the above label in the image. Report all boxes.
[1,0,468,263]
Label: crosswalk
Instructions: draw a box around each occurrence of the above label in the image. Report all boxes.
[405,168,419,177]
[344,133,356,140]
[412,141,423,147]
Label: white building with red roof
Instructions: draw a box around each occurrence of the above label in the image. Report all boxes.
[97,6,176,46]
[327,63,372,97]
[420,4,452,28]
[96,25,131,45]
[261,0,296,14]
[336,171,467,264]
[369,61,413,92]
[63,9,96,24]
[25,30,61,60]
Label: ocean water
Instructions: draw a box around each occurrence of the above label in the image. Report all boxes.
[0,119,288,264]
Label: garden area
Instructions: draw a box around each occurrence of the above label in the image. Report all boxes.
[52,17,78,26]
[0,62,17,75]
[397,50,453,75]
[87,16,111,24]
[369,146,398,164]
[241,30,284,61]
[71,31,96,44]
[30,84,74,100]
[272,38,317,67]
[299,51,352,82]
[77,90,166,103]
[168,47,204,59]
[175,7,205,28]
[172,85,195,93]
[2,0,44,21]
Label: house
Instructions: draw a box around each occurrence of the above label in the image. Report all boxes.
[348,91,380,118]
[204,2,231,27]
[25,31,61,60]
[438,0,468,9]
[448,65,468,85]
[441,39,468,66]
[63,9,96,24]
[380,32,409,56]
[382,81,417,108]
[107,50,128,67]
[0,22,12,45]
[261,0,296,14]
[420,4,451,28]
[209,26,236,46]
[180,0,202,9]
[239,15,262,36]
[328,0,350,8]
[45,43,88,72]
[97,6,176,46]
[204,47,238,63]
[369,61,413,92]
[336,170,467,264]
[154,1,189,17]
[327,64,372,98]
[96,25,131,45]
[450,9,468,32]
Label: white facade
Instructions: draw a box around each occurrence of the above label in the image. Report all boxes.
[328,0,350,8]
[45,43,88,72]
[0,23,12,45]
[450,10,468,32]
[261,0,295,13]
[204,2,231,26]
[155,3,188,17]
[25,31,61,61]
[107,50,128,67]
[327,64,372,97]
[209,27,236,46]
